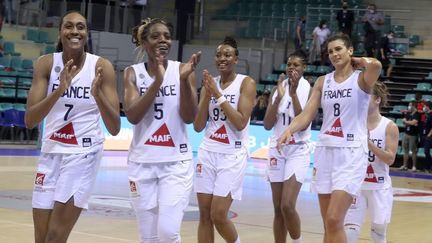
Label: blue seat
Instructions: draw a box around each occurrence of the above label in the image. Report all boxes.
[3,42,21,56]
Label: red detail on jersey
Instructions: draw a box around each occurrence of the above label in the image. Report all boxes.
[35,173,45,186]
[129,181,137,193]
[196,164,202,173]
[49,122,78,145]
[270,157,277,166]
[324,117,344,137]
[288,136,296,144]
[209,125,230,144]
[364,164,378,183]
[145,123,175,147]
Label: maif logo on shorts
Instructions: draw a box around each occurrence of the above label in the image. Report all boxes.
[324,117,344,138]
[129,181,139,197]
[35,173,45,186]
[145,123,175,147]
[210,125,230,144]
[50,122,78,145]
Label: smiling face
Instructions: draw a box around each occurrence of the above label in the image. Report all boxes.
[327,39,353,67]
[142,23,172,59]
[215,44,238,73]
[59,12,88,52]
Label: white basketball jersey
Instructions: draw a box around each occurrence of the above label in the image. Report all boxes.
[362,116,392,190]
[200,74,249,154]
[42,52,104,153]
[317,70,370,148]
[128,60,192,163]
[269,77,311,148]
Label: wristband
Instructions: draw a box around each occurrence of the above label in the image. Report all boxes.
[216,95,227,106]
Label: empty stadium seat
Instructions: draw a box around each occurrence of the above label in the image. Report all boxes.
[401,93,416,102]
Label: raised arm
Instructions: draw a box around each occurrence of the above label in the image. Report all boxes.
[263,74,286,130]
[92,58,120,135]
[25,55,76,128]
[123,54,166,124]
[353,57,382,93]
[277,76,323,150]
[193,84,211,132]
[179,51,201,124]
[204,73,256,131]
[368,121,399,165]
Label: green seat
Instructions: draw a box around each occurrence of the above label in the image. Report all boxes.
[401,93,416,102]
[399,132,404,141]
[417,147,426,158]
[413,83,431,91]
[423,95,432,102]
[26,29,39,42]
[12,103,26,111]
[3,42,21,56]
[425,72,432,80]
[276,63,287,72]
[305,65,317,73]
[389,105,408,114]
[316,65,330,74]
[0,56,11,69]
[21,59,33,70]
[256,84,266,92]
[396,118,404,128]
[44,45,56,54]
[264,73,279,82]
[17,90,28,99]
[409,35,420,47]
[10,57,22,71]
[0,102,14,111]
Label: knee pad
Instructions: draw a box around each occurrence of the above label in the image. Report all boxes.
[371,223,387,243]
[344,224,361,243]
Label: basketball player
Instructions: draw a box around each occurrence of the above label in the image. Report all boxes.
[344,82,398,243]
[278,33,382,243]
[194,36,256,243]
[263,50,311,243]
[25,11,120,243]
[123,18,201,242]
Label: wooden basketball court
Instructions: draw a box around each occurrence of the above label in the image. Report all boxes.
[0,149,431,243]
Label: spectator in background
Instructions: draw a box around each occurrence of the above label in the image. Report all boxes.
[252,89,270,121]
[312,20,331,65]
[400,101,420,172]
[294,15,306,50]
[336,1,355,38]
[415,93,426,146]
[423,102,432,173]
[362,3,384,57]
[378,31,395,78]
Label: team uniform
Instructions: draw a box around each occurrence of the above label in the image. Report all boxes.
[312,70,370,196]
[267,77,311,183]
[194,74,249,200]
[127,60,193,243]
[32,52,104,210]
[345,117,393,237]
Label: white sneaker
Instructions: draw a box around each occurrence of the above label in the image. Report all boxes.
[410,167,417,172]
[399,165,408,171]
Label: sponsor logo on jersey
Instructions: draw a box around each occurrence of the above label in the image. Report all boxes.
[82,138,92,147]
[50,122,78,145]
[145,123,175,147]
[180,143,188,153]
[364,164,378,183]
[209,125,230,144]
[35,173,45,186]
[324,117,344,137]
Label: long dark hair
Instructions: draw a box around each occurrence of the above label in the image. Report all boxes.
[56,11,89,52]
